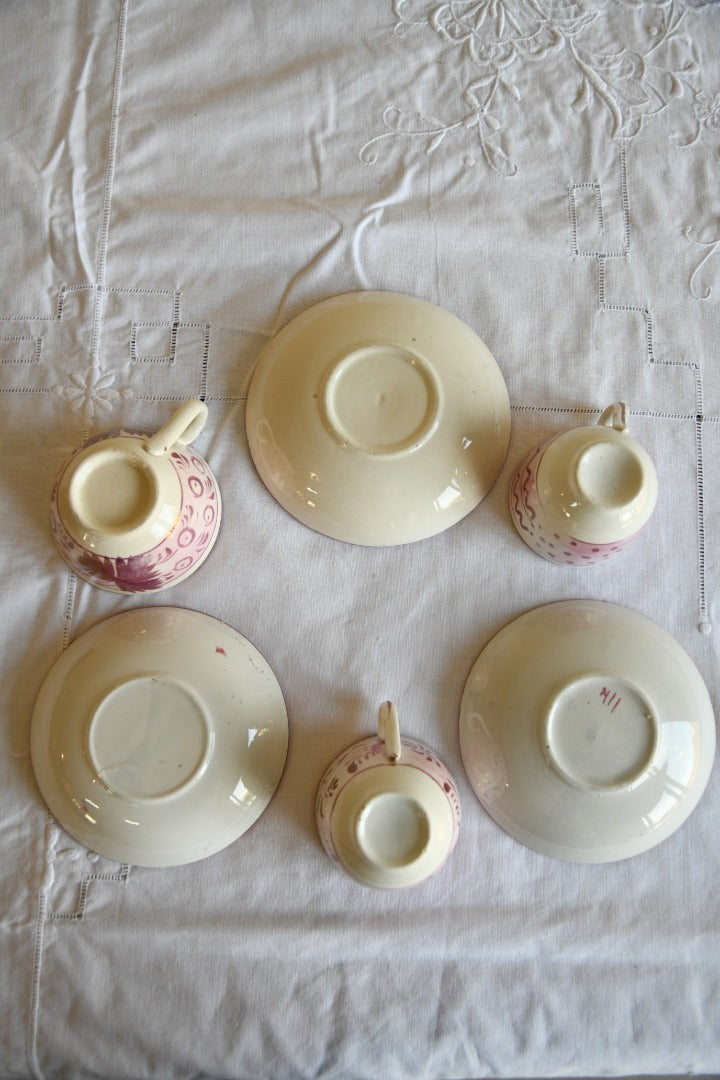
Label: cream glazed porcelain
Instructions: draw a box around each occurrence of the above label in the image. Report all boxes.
[246,291,511,546]
[315,702,461,888]
[509,403,657,565]
[459,600,715,863]
[30,607,289,867]
[50,399,221,592]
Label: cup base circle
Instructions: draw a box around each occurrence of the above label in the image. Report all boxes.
[328,763,455,889]
[87,675,212,801]
[56,436,182,559]
[354,791,431,869]
[543,674,658,792]
[575,441,645,509]
[70,449,160,532]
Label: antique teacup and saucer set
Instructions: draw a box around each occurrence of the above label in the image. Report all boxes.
[30,291,715,883]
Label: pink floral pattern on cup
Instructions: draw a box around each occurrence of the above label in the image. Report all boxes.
[50,436,221,593]
[315,733,461,869]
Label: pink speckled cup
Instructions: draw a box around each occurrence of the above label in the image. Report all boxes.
[509,403,657,566]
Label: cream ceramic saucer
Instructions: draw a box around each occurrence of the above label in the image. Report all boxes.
[246,292,511,545]
[31,607,289,866]
[459,600,715,863]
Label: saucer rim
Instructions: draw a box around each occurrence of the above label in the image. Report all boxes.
[246,290,511,546]
[30,606,288,867]
[459,599,715,863]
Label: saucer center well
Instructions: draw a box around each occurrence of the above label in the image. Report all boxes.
[543,674,658,792]
[321,345,441,455]
[87,676,211,800]
[355,791,431,868]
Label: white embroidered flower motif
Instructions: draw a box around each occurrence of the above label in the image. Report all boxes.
[53,370,132,425]
[671,80,720,148]
[361,0,701,175]
[693,89,720,130]
[429,0,593,64]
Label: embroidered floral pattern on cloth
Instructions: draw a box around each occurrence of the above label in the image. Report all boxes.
[361,0,714,173]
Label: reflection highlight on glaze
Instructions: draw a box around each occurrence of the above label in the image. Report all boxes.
[433,478,463,512]
[229,778,257,809]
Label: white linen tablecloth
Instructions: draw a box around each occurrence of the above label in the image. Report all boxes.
[1,2,719,1077]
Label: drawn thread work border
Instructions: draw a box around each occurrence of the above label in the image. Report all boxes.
[25,4,130,1078]
[567,141,710,634]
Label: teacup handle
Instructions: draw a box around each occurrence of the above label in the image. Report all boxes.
[597,401,628,433]
[145,399,209,457]
[378,701,402,762]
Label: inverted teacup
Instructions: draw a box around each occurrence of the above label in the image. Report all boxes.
[315,702,461,889]
[50,399,221,593]
[509,402,657,565]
